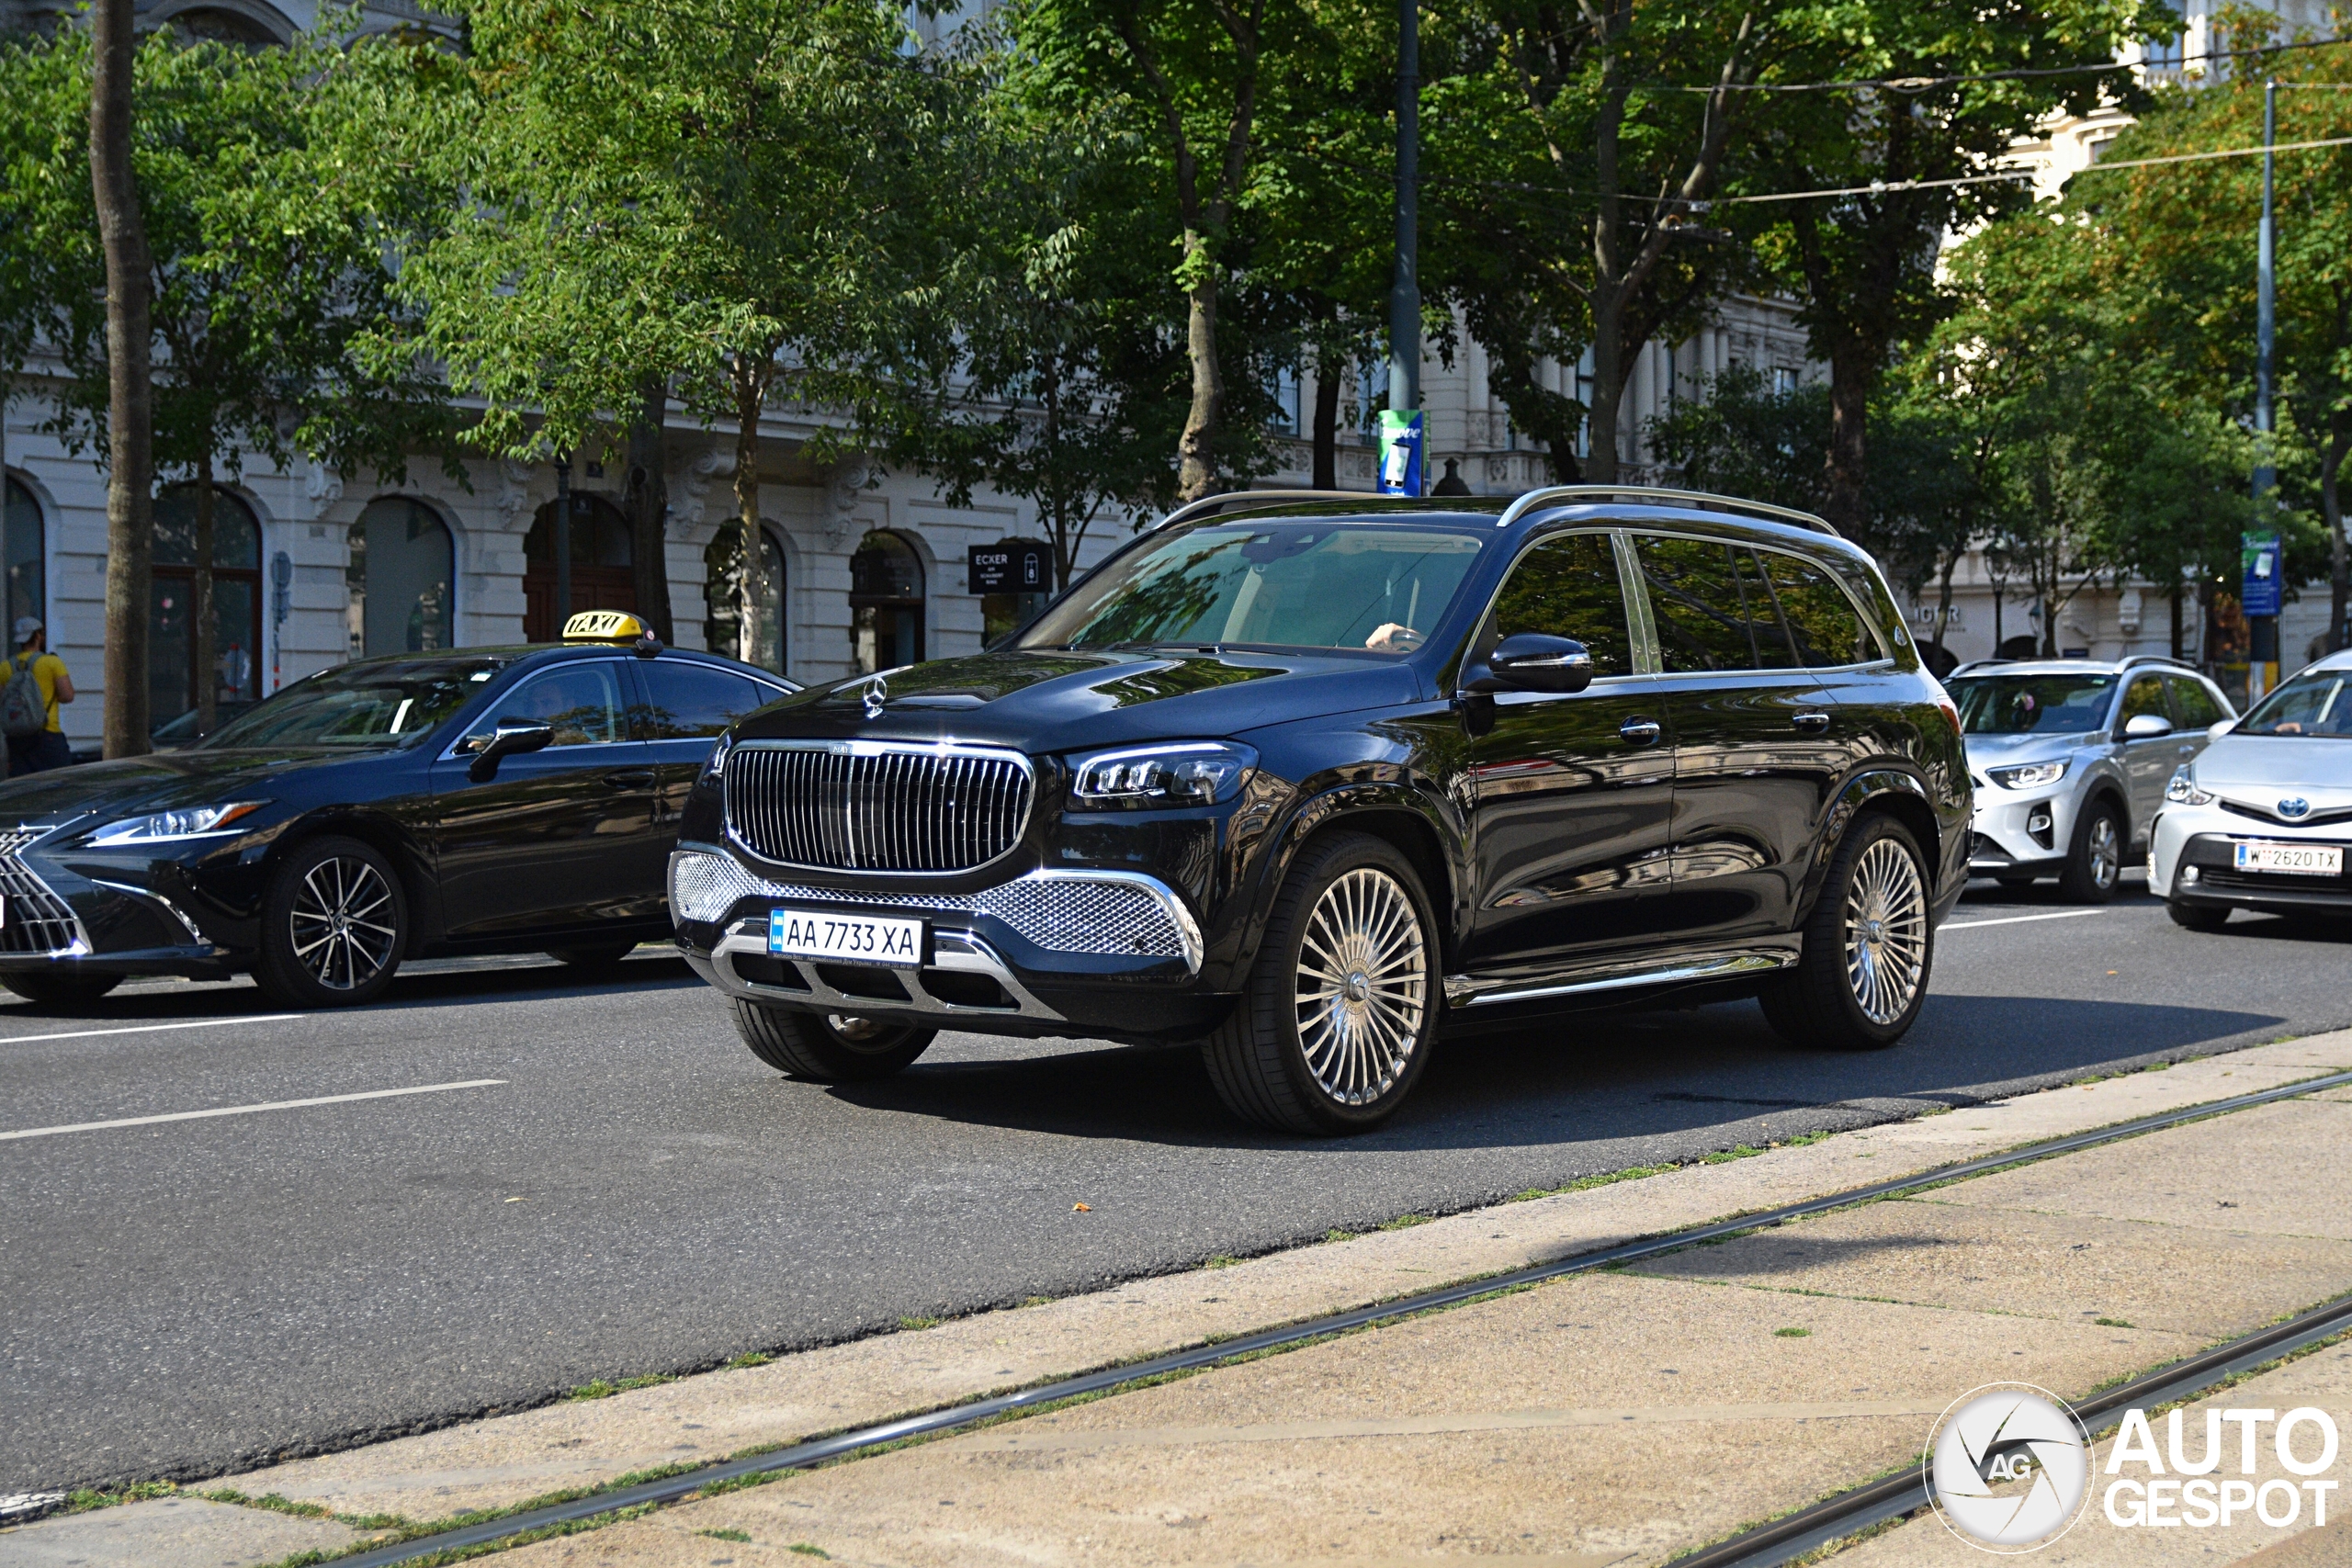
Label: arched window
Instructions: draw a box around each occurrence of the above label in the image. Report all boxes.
[850,530,923,673]
[5,478,43,641]
[151,485,263,727]
[523,494,632,641]
[348,497,455,658]
[704,525,785,672]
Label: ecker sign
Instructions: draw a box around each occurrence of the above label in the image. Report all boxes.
[969,541,1051,594]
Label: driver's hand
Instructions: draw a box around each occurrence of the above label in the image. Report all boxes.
[1366,623,1423,651]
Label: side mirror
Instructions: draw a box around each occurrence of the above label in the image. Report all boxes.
[2123,712,2175,739]
[1463,633,1595,696]
[2209,717,2237,740]
[467,716,554,782]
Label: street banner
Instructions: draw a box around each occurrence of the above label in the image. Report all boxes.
[2241,531,2282,617]
[1376,410,1424,497]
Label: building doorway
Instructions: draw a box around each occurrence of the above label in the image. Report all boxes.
[524,494,634,641]
[704,525,785,672]
[850,530,923,673]
[349,497,455,657]
[150,485,262,728]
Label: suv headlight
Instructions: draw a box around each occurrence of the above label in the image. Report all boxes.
[1987,760,2068,789]
[2165,765,2213,806]
[87,802,266,845]
[1069,741,1257,808]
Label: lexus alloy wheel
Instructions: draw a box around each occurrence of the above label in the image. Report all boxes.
[289,855,400,992]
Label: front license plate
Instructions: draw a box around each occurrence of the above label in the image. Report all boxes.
[2233,840,2344,876]
[768,908,924,966]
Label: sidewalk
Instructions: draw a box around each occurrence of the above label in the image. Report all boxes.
[6,1033,2349,1568]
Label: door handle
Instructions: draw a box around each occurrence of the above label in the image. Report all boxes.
[1792,711,1831,733]
[603,770,657,789]
[1620,717,1662,746]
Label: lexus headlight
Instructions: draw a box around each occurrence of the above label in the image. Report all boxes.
[87,802,265,845]
[2165,765,2213,806]
[1069,741,1257,808]
[1987,760,2068,790]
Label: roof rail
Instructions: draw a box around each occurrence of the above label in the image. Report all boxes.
[2117,653,2194,671]
[1154,489,1377,530]
[1494,484,1839,536]
[1948,660,2015,675]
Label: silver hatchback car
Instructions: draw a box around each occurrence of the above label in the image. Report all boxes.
[1947,655,2237,901]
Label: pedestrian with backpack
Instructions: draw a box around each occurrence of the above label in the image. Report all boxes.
[3,616,75,775]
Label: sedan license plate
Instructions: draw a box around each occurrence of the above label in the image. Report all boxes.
[768,908,923,966]
[2233,840,2344,876]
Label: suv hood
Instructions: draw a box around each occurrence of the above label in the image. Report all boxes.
[0,747,395,831]
[1961,731,2098,768]
[736,649,1425,755]
[2193,734,2352,813]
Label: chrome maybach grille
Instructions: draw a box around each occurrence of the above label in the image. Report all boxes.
[0,829,85,956]
[723,743,1034,874]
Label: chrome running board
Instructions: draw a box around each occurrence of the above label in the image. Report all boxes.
[1444,945,1798,1009]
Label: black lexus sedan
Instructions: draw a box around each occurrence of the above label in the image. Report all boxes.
[671,487,1972,1134]
[0,617,791,1009]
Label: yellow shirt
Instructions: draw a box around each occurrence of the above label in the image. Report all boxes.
[11,651,65,733]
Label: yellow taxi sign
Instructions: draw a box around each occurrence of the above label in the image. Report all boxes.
[562,610,648,643]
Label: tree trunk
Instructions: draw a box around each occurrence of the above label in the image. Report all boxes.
[624,375,673,644]
[2324,416,2349,652]
[1584,298,1624,485]
[91,0,152,759]
[193,454,215,736]
[2170,579,2184,660]
[1934,552,1957,654]
[1823,346,1869,536]
[1311,343,1341,491]
[1176,244,1221,501]
[730,360,768,670]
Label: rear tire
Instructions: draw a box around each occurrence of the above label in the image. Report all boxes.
[1760,813,1934,1051]
[253,836,407,1009]
[0,970,124,1007]
[546,942,639,972]
[732,1000,934,1081]
[2166,898,2230,932]
[2057,799,2122,904]
[1200,831,1438,1135]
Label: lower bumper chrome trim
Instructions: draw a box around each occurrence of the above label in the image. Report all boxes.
[707,923,1064,1021]
[1446,947,1797,1008]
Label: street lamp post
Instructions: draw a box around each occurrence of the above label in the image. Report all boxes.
[2249,79,2280,701]
[1376,0,1425,497]
[553,449,573,637]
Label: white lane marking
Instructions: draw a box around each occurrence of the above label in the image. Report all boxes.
[0,1079,506,1142]
[1943,909,2107,931]
[0,1014,302,1045]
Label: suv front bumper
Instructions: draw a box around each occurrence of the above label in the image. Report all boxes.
[1966,773,2081,876]
[668,844,1229,1042]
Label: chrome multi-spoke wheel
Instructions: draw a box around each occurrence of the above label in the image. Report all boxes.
[1842,837,1928,1025]
[1294,866,1428,1106]
[289,855,400,992]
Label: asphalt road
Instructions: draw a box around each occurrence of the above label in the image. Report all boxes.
[4,875,2345,1494]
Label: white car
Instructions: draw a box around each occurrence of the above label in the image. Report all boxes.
[2150,649,2352,930]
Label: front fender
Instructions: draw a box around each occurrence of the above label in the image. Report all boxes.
[1806,767,1969,927]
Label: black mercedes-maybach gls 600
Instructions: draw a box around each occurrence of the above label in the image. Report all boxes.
[672,487,1972,1134]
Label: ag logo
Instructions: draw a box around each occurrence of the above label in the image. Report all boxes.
[1926,1384,2092,1552]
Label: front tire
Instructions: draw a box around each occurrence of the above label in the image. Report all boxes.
[1761,813,1934,1051]
[253,836,407,1009]
[2057,799,2122,903]
[0,970,124,1007]
[732,1001,934,1081]
[2166,898,2230,932]
[1201,831,1437,1135]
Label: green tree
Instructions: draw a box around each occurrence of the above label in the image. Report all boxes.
[385,0,960,668]
[1,19,453,739]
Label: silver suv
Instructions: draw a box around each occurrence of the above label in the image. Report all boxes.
[1948,656,2236,901]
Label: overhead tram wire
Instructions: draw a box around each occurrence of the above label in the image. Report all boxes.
[1673,32,2351,94]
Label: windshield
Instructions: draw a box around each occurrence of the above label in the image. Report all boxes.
[1949,672,2116,736]
[197,658,505,749]
[2237,669,2352,737]
[1019,523,1487,657]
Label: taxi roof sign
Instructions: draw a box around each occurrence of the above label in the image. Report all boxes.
[563,610,649,643]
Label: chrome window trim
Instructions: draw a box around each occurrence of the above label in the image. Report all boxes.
[721,739,1037,879]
